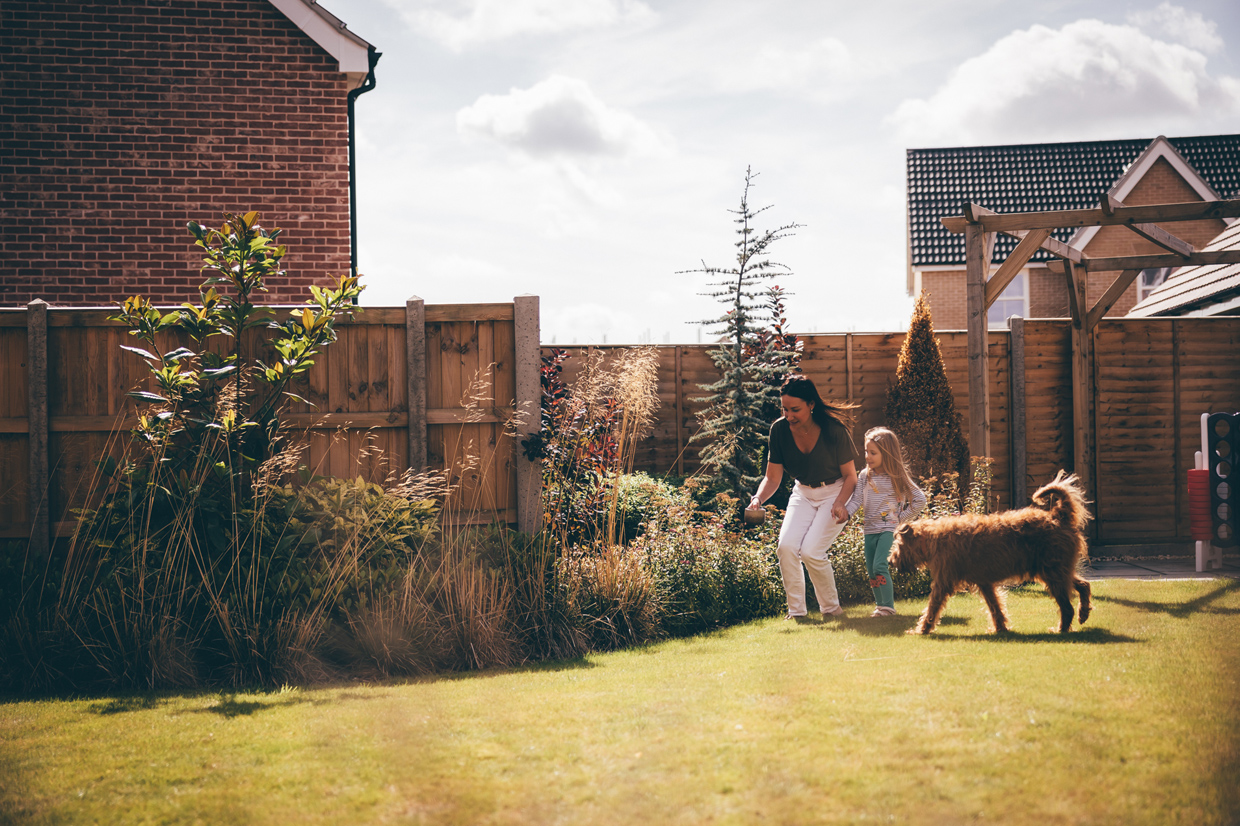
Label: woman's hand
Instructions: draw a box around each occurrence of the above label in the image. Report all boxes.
[748,495,763,510]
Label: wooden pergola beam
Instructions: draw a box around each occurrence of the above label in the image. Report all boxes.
[1102,195,1194,259]
[1069,249,1240,272]
[984,227,1050,309]
[1085,269,1142,332]
[946,197,1240,233]
[944,206,1083,263]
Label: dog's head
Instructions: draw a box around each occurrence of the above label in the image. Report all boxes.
[887,522,927,575]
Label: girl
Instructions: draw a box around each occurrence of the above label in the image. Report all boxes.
[843,427,926,617]
[750,376,858,620]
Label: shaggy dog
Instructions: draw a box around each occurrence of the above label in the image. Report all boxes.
[888,471,1093,634]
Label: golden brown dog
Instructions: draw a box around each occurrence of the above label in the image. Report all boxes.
[888,471,1092,634]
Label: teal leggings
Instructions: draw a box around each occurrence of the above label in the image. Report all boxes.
[864,532,895,610]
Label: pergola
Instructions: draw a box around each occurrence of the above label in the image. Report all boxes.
[941,197,1240,499]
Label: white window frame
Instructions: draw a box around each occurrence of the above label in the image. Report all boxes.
[987,271,1029,329]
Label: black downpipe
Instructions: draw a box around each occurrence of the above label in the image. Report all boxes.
[347,46,381,287]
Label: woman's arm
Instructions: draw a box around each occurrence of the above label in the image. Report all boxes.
[750,462,784,509]
[832,461,859,523]
[842,468,867,518]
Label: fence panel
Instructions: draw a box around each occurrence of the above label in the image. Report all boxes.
[1092,320,1178,541]
[0,302,528,543]
[548,330,1012,509]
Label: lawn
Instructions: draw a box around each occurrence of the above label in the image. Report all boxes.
[2,578,1238,825]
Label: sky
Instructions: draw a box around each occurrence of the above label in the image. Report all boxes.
[319,0,1240,344]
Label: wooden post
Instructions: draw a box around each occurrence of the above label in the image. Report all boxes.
[845,333,854,402]
[1172,320,1182,541]
[405,296,427,471]
[1065,260,1095,520]
[26,300,49,557]
[674,345,684,476]
[1009,316,1027,506]
[514,295,541,535]
[965,222,991,458]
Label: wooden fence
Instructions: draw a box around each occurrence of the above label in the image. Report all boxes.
[549,317,1240,549]
[0,298,540,552]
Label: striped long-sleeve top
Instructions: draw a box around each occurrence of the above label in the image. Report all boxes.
[843,468,927,535]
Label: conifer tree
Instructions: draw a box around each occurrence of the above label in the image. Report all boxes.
[885,291,969,486]
[686,168,802,499]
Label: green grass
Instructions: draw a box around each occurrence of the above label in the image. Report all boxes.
[3,578,1238,825]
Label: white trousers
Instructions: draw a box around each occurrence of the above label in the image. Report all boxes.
[778,479,846,616]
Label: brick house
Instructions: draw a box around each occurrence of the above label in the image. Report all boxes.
[0,0,377,306]
[906,134,1240,329]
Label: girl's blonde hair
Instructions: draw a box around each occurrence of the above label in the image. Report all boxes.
[865,427,915,505]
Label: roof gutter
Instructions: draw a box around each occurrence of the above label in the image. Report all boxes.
[347,45,381,285]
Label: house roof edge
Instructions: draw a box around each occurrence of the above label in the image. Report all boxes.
[267,0,374,87]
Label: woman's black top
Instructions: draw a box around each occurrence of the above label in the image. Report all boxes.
[767,417,855,486]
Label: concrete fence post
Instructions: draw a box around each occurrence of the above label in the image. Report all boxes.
[26,299,49,557]
[514,295,541,535]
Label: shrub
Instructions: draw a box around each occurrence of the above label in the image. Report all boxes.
[560,544,661,651]
[636,509,785,636]
[610,472,692,543]
[885,291,970,492]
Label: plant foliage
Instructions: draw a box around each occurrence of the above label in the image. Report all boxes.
[686,167,802,501]
[884,290,969,489]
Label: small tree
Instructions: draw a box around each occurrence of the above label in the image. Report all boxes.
[686,168,802,500]
[885,291,969,488]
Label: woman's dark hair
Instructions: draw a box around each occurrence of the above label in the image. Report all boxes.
[780,375,857,436]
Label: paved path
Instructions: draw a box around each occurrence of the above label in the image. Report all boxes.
[1085,555,1240,580]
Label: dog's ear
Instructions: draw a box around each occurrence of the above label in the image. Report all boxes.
[889,524,914,573]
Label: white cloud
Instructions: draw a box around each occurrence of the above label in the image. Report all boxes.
[457,75,669,159]
[726,37,854,98]
[386,0,656,51]
[1128,2,1223,53]
[887,16,1240,145]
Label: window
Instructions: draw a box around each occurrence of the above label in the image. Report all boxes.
[987,272,1028,329]
[1138,267,1172,303]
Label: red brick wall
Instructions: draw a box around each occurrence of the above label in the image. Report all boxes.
[919,270,967,329]
[1,0,355,307]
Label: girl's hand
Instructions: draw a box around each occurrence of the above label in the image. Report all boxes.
[832,501,848,524]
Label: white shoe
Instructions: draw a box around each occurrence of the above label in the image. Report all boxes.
[870,606,896,617]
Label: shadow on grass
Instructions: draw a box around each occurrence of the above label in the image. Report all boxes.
[188,691,316,719]
[845,614,1139,643]
[1093,578,1240,619]
[88,694,167,715]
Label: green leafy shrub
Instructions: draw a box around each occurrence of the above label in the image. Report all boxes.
[257,474,440,618]
[610,472,692,543]
[636,509,784,636]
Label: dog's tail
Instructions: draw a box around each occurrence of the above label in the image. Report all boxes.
[1029,470,1092,532]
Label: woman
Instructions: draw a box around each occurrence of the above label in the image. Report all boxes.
[749,375,858,620]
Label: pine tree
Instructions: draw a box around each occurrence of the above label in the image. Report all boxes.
[885,291,970,487]
[686,168,802,500]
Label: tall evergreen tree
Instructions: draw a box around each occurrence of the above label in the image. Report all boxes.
[686,168,802,499]
[885,291,970,487]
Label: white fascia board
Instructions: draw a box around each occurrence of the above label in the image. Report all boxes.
[268,0,373,87]
[1071,136,1232,250]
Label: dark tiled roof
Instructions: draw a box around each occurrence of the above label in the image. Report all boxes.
[1128,221,1240,317]
[908,134,1240,267]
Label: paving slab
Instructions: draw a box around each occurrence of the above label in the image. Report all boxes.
[1084,556,1240,580]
